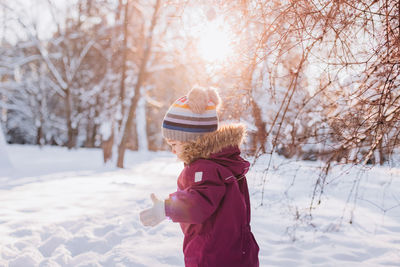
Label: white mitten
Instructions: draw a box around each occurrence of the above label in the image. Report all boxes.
[139,193,166,227]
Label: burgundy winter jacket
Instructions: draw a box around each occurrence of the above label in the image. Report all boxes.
[165,142,259,267]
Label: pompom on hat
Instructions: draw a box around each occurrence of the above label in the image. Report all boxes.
[162,86,221,142]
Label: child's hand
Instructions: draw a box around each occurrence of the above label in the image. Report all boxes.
[139,193,166,227]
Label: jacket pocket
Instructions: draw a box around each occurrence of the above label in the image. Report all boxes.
[241,225,250,255]
[241,225,259,255]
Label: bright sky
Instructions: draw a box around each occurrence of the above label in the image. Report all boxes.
[197,18,234,63]
[1,0,69,43]
[178,5,237,70]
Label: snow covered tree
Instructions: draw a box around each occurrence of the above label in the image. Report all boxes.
[2,0,400,169]
[217,0,400,165]
[116,0,162,167]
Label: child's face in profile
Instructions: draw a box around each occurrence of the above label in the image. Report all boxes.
[166,139,185,158]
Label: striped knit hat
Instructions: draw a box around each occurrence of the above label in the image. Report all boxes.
[162,86,220,142]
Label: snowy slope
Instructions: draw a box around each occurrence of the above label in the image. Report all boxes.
[0,145,399,267]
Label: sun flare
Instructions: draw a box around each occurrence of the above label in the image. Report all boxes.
[197,22,233,63]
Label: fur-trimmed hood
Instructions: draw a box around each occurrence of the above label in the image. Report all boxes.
[180,123,246,165]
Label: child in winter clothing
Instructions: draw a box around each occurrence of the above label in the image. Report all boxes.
[139,86,259,267]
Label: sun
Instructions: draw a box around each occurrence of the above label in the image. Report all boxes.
[197,21,234,63]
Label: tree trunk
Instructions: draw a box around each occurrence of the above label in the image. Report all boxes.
[0,122,13,173]
[102,131,114,163]
[251,99,267,154]
[65,88,74,149]
[117,0,161,168]
[118,0,129,127]
[36,125,43,146]
[378,139,385,165]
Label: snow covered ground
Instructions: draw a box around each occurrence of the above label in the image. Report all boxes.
[0,145,399,267]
